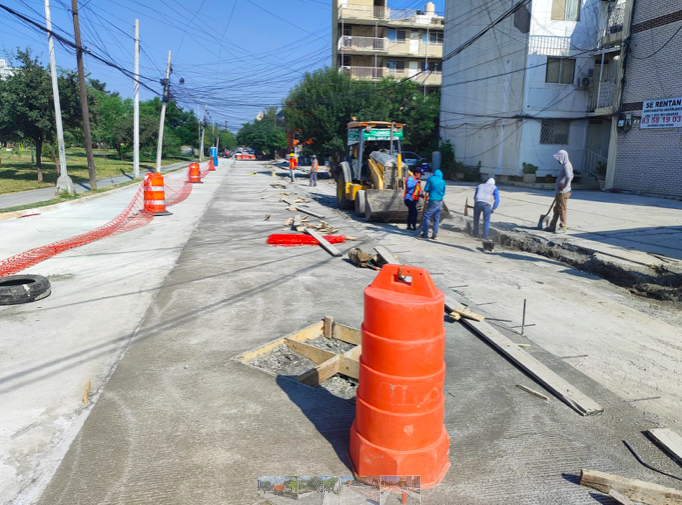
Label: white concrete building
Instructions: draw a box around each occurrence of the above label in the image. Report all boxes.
[0,59,16,80]
[440,0,615,180]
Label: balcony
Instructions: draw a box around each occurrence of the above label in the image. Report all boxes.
[597,0,627,49]
[338,5,444,27]
[338,36,443,58]
[587,81,616,113]
[340,66,384,80]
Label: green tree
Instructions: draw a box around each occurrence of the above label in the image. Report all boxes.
[324,477,338,491]
[236,107,286,157]
[0,48,80,180]
[307,477,322,490]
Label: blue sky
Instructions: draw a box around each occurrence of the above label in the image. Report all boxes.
[1,0,444,131]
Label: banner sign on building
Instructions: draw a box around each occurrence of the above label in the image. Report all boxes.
[641,96,682,128]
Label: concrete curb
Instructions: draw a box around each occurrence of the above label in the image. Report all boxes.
[443,212,682,302]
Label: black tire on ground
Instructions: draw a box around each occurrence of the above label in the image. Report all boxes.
[0,275,52,305]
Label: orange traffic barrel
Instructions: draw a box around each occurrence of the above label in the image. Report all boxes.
[208,158,216,171]
[349,265,450,489]
[143,172,172,216]
[188,162,202,183]
[401,491,407,505]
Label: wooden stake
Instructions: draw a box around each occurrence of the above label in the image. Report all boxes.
[83,379,91,404]
[324,316,333,339]
[516,384,549,401]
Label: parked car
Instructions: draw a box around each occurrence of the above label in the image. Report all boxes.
[401,151,425,168]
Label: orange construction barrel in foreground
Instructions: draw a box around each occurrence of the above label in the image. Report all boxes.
[208,158,216,171]
[401,491,407,505]
[143,172,171,216]
[349,264,450,489]
[188,162,202,183]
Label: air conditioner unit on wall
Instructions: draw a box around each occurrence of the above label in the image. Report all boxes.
[576,75,592,89]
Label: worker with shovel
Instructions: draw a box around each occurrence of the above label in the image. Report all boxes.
[472,178,500,240]
[545,149,574,234]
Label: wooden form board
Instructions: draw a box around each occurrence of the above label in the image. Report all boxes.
[444,297,484,321]
[285,339,360,384]
[580,469,682,505]
[461,317,603,416]
[238,321,324,362]
[648,428,682,465]
[374,246,399,265]
[332,324,361,345]
[305,228,342,257]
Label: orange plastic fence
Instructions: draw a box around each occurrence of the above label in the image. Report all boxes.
[0,164,211,278]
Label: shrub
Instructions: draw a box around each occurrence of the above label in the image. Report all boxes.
[522,162,538,174]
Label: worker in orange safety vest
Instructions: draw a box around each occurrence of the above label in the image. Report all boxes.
[403,167,423,231]
[288,152,297,183]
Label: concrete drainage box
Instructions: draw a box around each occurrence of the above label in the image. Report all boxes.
[236,317,360,399]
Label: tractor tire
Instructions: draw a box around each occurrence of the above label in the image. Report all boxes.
[0,275,52,305]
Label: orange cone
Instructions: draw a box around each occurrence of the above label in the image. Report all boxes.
[208,158,216,171]
[188,162,202,183]
[349,265,450,489]
[401,491,407,504]
[143,172,172,216]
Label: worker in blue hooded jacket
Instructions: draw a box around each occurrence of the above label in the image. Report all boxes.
[420,168,446,240]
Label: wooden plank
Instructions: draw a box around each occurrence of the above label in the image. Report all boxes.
[296,206,325,219]
[516,384,549,401]
[444,297,484,321]
[462,318,603,416]
[649,428,682,465]
[297,356,340,386]
[338,355,359,379]
[580,469,682,505]
[374,246,399,265]
[305,228,342,257]
[344,345,362,360]
[83,379,91,404]
[608,489,635,505]
[324,316,333,339]
[239,321,323,362]
[332,324,362,345]
[285,339,337,364]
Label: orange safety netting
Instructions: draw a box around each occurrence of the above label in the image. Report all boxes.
[266,234,346,247]
[0,185,152,278]
[164,168,193,207]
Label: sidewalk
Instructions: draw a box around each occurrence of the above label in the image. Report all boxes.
[0,159,195,210]
[440,183,682,299]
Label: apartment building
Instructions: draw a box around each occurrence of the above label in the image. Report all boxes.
[0,59,16,80]
[332,0,445,89]
[440,0,628,181]
[605,0,682,198]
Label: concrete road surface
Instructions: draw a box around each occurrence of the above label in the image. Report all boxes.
[339,485,378,505]
[0,161,227,504]
[380,488,420,505]
[12,160,682,504]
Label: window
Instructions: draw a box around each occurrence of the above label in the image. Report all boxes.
[387,29,406,41]
[429,32,443,44]
[540,121,570,144]
[387,60,405,72]
[421,61,442,71]
[551,0,580,22]
[545,57,575,84]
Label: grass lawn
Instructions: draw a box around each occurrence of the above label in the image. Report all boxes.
[0,147,194,195]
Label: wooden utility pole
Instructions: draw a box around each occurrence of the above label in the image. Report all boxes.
[45,0,73,193]
[133,19,140,179]
[155,51,172,173]
[71,0,97,190]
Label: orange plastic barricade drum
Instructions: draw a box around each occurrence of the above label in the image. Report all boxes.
[208,158,216,171]
[188,162,202,183]
[402,491,407,505]
[349,264,450,489]
[143,172,171,216]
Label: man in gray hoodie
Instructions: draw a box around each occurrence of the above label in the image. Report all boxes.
[546,150,574,234]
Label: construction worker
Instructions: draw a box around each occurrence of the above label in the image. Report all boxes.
[419,168,445,240]
[309,155,319,187]
[545,149,574,234]
[472,178,500,240]
[288,151,297,183]
[403,167,422,231]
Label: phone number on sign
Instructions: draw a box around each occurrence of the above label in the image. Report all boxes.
[640,115,682,128]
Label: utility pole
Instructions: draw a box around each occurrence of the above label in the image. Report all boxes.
[199,105,207,162]
[216,121,220,153]
[133,19,140,179]
[155,51,172,173]
[71,0,97,190]
[45,0,73,193]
